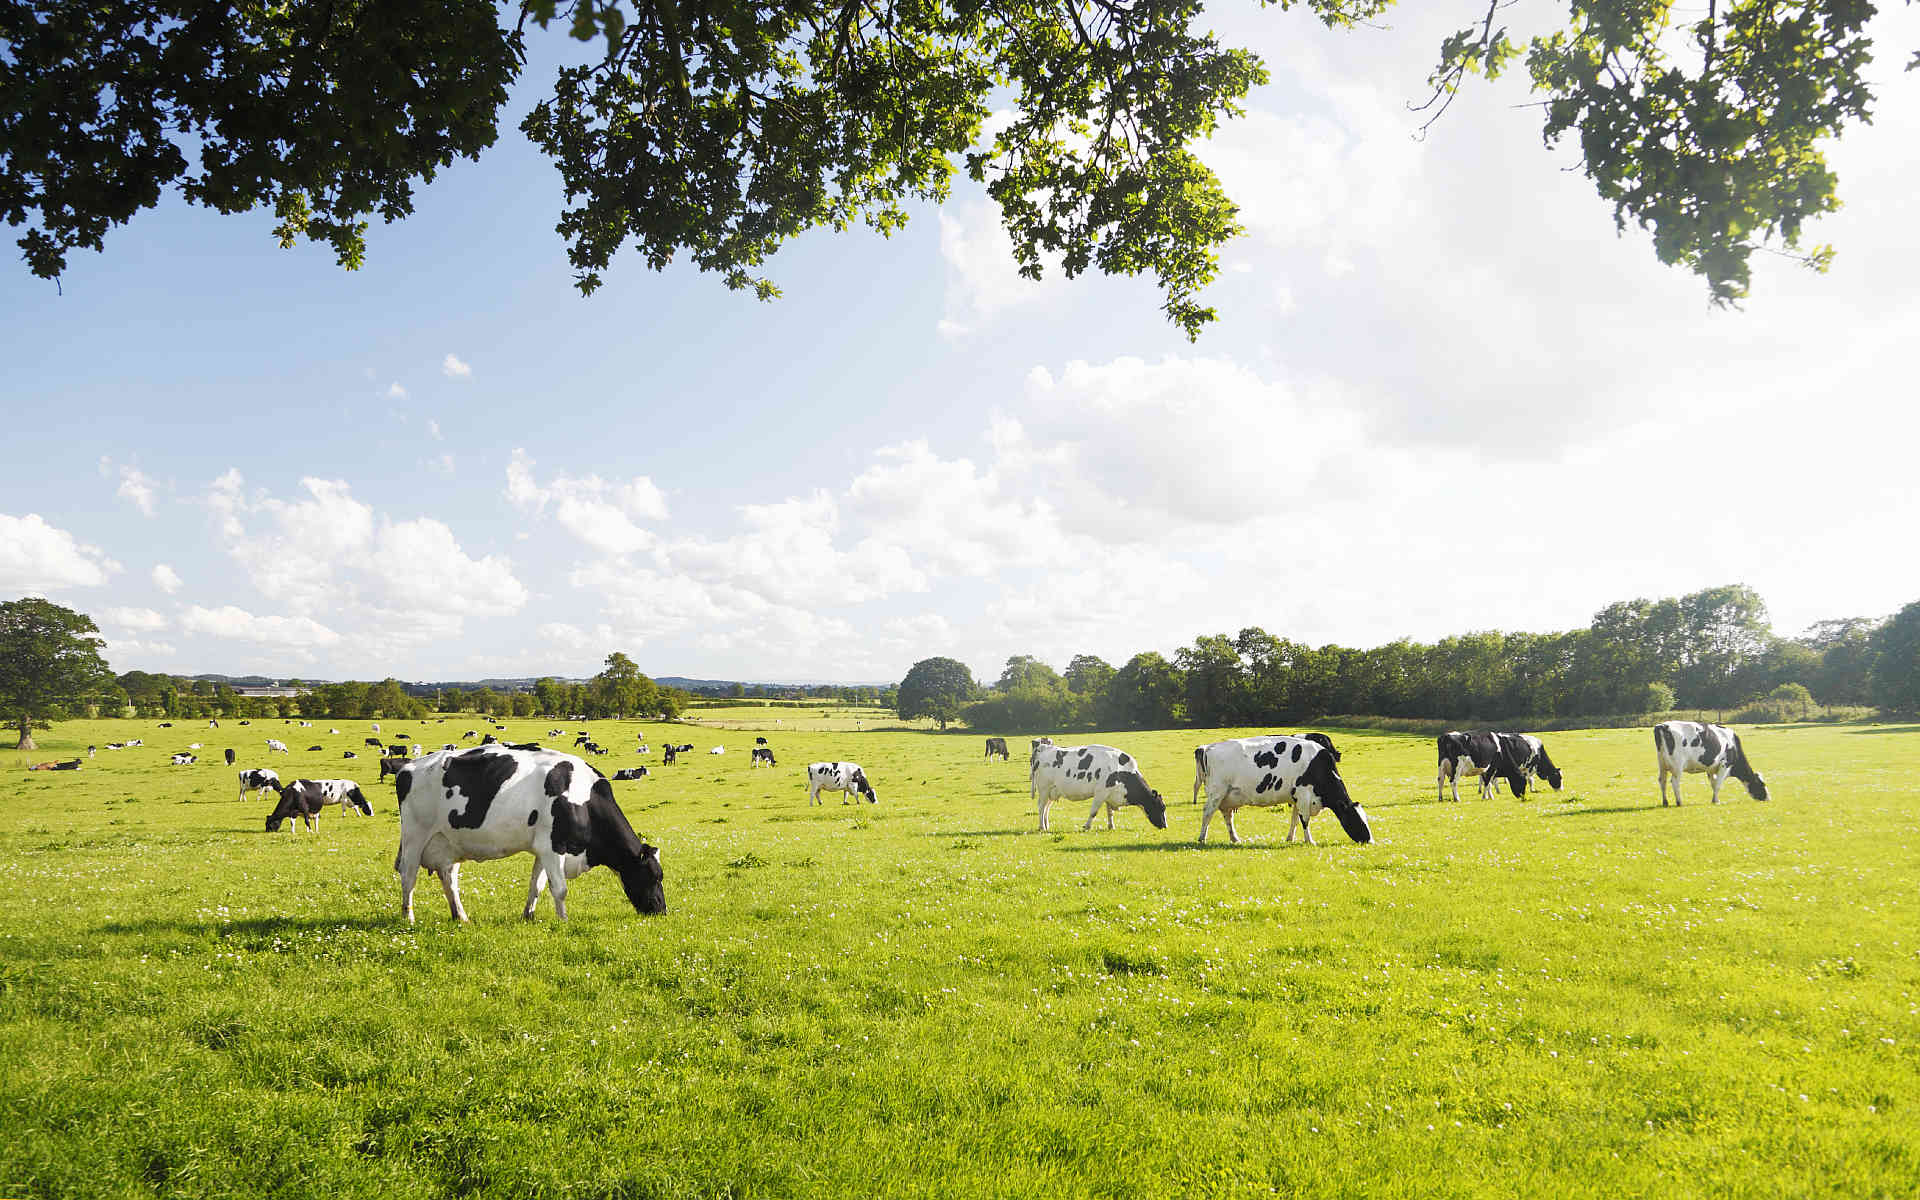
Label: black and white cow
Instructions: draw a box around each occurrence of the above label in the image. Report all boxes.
[170,753,196,765]
[1655,721,1768,805]
[1030,743,1167,832]
[264,738,289,755]
[755,737,768,746]
[463,729,480,740]
[343,751,359,759]
[1498,732,1563,795]
[612,767,650,781]
[750,747,776,767]
[1194,735,1371,845]
[224,748,236,765]
[387,744,409,757]
[708,746,725,755]
[393,746,666,923]
[573,732,592,747]
[1435,731,1529,802]
[984,736,1010,761]
[364,737,385,750]
[238,768,281,802]
[379,755,412,782]
[807,761,878,805]
[266,779,372,833]
[308,745,324,751]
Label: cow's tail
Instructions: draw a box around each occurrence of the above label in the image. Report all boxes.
[1191,746,1208,806]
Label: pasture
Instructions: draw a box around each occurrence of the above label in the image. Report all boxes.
[1,718,1915,1198]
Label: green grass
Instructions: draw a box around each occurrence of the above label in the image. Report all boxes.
[1,718,1915,1198]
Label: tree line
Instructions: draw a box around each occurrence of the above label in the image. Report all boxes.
[898,585,1920,732]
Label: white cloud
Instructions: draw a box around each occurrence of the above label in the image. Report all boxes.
[386,381,408,399]
[103,638,177,661]
[0,513,120,590]
[936,200,1064,338]
[104,606,167,632]
[151,563,184,594]
[428,419,443,440]
[376,518,528,617]
[505,449,670,555]
[180,604,342,648]
[443,353,472,379]
[425,453,455,476]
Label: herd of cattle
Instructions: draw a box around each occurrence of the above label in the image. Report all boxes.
[60,716,1769,924]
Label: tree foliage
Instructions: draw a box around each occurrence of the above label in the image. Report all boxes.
[0,597,114,749]
[1867,601,1920,714]
[4,1,1895,329]
[896,656,976,729]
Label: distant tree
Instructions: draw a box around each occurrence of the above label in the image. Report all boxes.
[897,657,976,730]
[1176,634,1244,727]
[368,678,410,718]
[592,651,658,717]
[995,656,1061,693]
[1642,682,1677,713]
[1767,682,1816,719]
[0,598,115,749]
[1105,652,1185,729]
[533,677,567,716]
[1868,602,1920,715]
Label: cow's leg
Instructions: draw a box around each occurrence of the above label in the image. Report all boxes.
[440,863,469,923]
[523,864,549,919]
[1709,768,1726,805]
[541,853,570,920]
[1286,805,1299,842]
[398,844,423,924]
[1449,765,1462,804]
[1437,761,1447,804]
[1670,770,1683,807]
[1198,792,1221,842]
[1082,794,1103,832]
[1299,809,1317,846]
[1039,791,1052,832]
[1223,805,1241,844]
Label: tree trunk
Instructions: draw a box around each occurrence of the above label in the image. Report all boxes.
[15,717,35,751]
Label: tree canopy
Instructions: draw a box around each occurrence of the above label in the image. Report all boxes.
[0,597,115,749]
[3,1,1896,333]
[896,655,976,729]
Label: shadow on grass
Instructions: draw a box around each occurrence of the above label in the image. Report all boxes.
[97,914,402,938]
[1842,724,1920,736]
[920,828,1029,839]
[1052,838,1293,853]
[1544,804,1674,818]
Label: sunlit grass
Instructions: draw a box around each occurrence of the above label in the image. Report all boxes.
[1,717,1914,1197]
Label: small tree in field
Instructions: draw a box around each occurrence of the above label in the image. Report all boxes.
[1767,682,1816,720]
[897,657,976,731]
[0,598,115,750]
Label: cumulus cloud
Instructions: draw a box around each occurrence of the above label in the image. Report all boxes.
[104,606,167,632]
[0,513,120,590]
[428,419,443,440]
[386,381,408,399]
[505,449,669,555]
[180,604,341,648]
[443,353,472,379]
[935,200,1066,338]
[103,637,177,661]
[151,563,184,594]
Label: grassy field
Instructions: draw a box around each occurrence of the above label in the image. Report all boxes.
[677,702,930,733]
[1,717,1914,1198]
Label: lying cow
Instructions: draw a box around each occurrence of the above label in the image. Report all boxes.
[807,761,878,805]
[708,746,725,755]
[1030,743,1166,832]
[750,747,776,768]
[266,779,373,833]
[238,768,281,802]
[1655,721,1768,805]
[984,736,1010,761]
[1194,735,1372,845]
[1436,731,1530,802]
[393,745,666,922]
[612,767,650,781]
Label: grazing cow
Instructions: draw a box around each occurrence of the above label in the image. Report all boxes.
[267,779,373,832]
[1498,733,1563,795]
[307,745,324,751]
[463,730,479,740]
[709,746,725,755]
[984,736,1010,761]
[238,768,281,802]
[1436,731,1529,802]
[573,733,591,747]
[1030,743,1167,832]
[88,745,96,758]
[392,745,666,923]
[265,739,289,755]
[209,720,219,728]
[1655,721,1769,806]
[442,743,457,751]
[170,753,196,765]
[387,743,408,757]
[807,761,878,805]
[613,767,650,781]
[755,736,768,746]
[343,751,358,759]
[1194,735,1372,845]
[379,755,411,782]
[225,748,236,765]
[159,722,173,728]
[662,746,679,765]
[482,734,500,745]
[750,747,776,767]
[364,737,384,750]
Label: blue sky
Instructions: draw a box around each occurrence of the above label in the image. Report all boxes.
[4,5,1918,685]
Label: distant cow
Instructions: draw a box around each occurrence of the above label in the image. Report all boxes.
[755,737,768,746]
[662,746,679,765]
[224,748,236,765]
[379,755,411,782]
[463,730,480,740]
[188,742,203,750]
[343,751,358,759]
[984,737,1010,761]
[1030,743,1167,832]
[573,733,591,747]
[371,723,380,733]
[612,767,650,781]
[708,746,725,755]
[750,747,776,767]
[307,745,324,751]
[1436,731,1529,802]
[1194,735,1371,845]
[807,761,878,805]
[238,768,281,802]
[392,745,665,922]
[159,722,173,728]
[170,753,196,765]
[1655,721,1768,805]
[364,738,385,750]
[267,779,373,832]
[387,744,408,757]
[264,739,289,755]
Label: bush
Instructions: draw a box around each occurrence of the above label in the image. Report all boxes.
[1642,682,1676,713]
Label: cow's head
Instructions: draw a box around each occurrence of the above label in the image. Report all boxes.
[853,770,878,803]
[1535,746,1563,790]
[1113,771,1167,829]
[345,785,372,815]
[618,844,667,914]
[1303,754,1371,844]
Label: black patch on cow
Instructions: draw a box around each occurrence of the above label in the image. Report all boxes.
[544,759,574,801]
[1253,748,1279,769]
[1533,742,1563,790]
[1302,753,1371,844]
[1256,772,1280,794]
[1052,750,1066,768]
[551,795,590,856]
[528,810,539,826]
[1697,724,1723,768]
[1291,742,1302,762]
[1726,732,1769,800]
[224,748,236,765]
[506,741,542,751]
[445,748,519,830]
[394,766,414,807]
[1112,771,1167,829]
[345,786,372,816]
[851,768,876,803]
